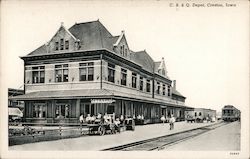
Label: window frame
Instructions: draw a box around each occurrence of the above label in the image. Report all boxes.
[146,79,151,93]
[139,76,143,91]
[55,64,69,82]
[32,66,45,84]
[65,40,69,50]
[79,62,94,81]
[55,104,70,118]
[108,63,115,83]
[33,103,46,118]
[121,68,127,86]
[156,82,160,94]
[132,72,137,88]
[163,84,166,95]
[55,42,59,51]
[60,39,64,50]
[167,85,171,96]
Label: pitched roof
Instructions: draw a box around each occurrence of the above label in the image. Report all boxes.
[109,36,119,44]
[172,88,185,98]
[68,20,115,51]
[28,44,47,56]
[27,20,117,56]
[25,20,171,79]
[132,50,155,73]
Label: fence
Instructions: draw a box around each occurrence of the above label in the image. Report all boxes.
[9,123,89,146]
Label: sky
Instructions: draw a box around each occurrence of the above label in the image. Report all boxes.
[1,0,249,113]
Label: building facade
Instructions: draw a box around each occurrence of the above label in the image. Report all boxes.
[13,20,188,124]
[185,108,216,120]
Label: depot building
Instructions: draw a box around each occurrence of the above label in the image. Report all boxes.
[12,20,191,124]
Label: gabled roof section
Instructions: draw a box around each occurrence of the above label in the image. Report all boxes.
[27,23,78,56]
[27,20,119,57]
[132,50,155,73]
[53,23,78,42]
[113,30,126,46]
[154,57,169,78]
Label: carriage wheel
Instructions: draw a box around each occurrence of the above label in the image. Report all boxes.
[98,126,105,136]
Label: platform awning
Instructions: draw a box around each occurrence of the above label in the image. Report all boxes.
[10,89,190,109]
[9,89,113,100]
[8,107,23,117]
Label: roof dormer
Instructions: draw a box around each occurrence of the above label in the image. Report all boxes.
[45,22,80,53]
[113,30,130,58]
[155,57,167,77]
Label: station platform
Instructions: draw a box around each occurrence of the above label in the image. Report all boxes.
[9,121,218,150]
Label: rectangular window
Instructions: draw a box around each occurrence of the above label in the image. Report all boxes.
[65,40,69,50]
[108,63,115,83]
[32,66,45,84]
[55,42,59,50]
[60,39,64,50]
[163,84,166,95]
[33,104,46,118]
[167,85,171,96]
[55,64,68,82]
[139,76,143,91]
[146,79,151,92]
[121,68,127,86]
[79,62,94,81]
[132,72,137,88]
[120,46,123,55]
[125,48,128,57]
[156,82,160,94]
[55,104,70,118]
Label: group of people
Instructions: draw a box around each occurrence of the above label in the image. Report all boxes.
[80,113,176,130]
[79,113,122,127]
[161,114,175,130]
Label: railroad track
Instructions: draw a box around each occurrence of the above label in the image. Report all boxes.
[102,122,229,151]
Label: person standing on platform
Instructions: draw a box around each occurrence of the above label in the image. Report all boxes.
[79,114,84,124]
[160,115,166,125]
[169,114,175,130]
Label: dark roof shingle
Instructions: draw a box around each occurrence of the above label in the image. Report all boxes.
[68,20,115,51]
[172,88,185,98]
[132,50,155,73]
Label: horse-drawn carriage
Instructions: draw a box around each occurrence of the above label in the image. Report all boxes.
[87,117,135,136]
[87,122,119,136]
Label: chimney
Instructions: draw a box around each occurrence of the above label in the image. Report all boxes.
[173,80,176,89]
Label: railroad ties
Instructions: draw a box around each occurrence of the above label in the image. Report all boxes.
[102,122,229,151]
